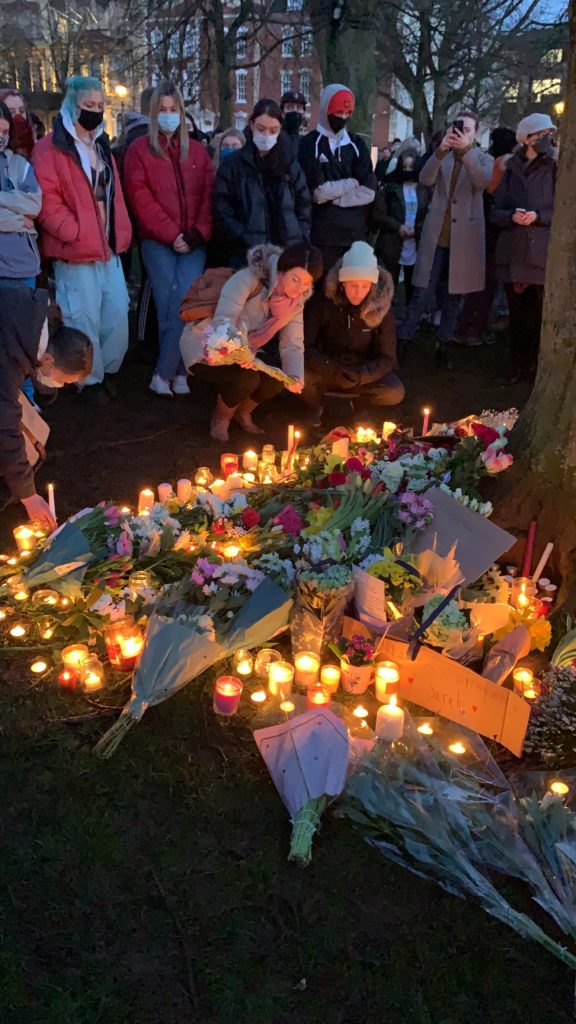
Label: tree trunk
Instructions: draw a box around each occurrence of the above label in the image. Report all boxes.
[322,25,377,135]
[491,0,576,608]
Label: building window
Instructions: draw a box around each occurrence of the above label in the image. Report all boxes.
[287,0,303,9]
[504,83,519,100]
[168,29,180,60]
[545,48,563,64]
[236,69,247,103]
[280,69,292,95]
[236,26,248,58]
[532,77,562,98]
[235,111,247,130]
[150,27,163,51]
[282,26,295,57]
[299,69,311,104]
[31,61,44,91]
[184,20,200,57]
[301,29,313,57]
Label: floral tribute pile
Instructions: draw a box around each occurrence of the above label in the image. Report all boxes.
[3,408,576,993]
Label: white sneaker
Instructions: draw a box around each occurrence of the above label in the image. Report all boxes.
[172,375,191,395]
[149,373,173,397]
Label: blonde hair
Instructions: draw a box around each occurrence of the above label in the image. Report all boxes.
[148,81,189,159]
[213,127,245,168]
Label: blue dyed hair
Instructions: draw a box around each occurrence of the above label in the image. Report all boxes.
[61,75,103,122]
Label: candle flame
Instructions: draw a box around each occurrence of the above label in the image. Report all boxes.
[423,406,430,415]
[280,700,295,713]
[353,705,369,719]
[31,660,47,674]
[10,624,26,637]
[389,694,398,708]
[418,723,434,736]
[449,741,466,755]
[251,690,267,704]
[549,781,569,796]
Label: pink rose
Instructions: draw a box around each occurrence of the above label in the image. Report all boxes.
[481,448,514,474]
[116,531,133,557]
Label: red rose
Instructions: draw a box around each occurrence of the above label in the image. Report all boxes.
[471,422,500,447]
[328,471,347,486]
[454,426,468,438]
[345,457,363,473]
[360,468,372,480]
[240,507,261,529]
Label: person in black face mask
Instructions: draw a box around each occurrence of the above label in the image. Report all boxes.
[280,90,307,162]
[298,84,377,275]
[371,148,429,305]
[490,112,558,378]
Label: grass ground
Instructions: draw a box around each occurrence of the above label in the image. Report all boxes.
[2,327,571,1024]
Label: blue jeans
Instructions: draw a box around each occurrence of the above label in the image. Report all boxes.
[141,240,206,381]
[398,247,463,346]
[0,277,37,401]
[54,257,129,385]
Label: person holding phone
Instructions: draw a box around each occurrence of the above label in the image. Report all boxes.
[396,110,493,368]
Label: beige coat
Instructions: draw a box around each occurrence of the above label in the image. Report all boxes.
[413,147,494,295]
[180,245,310,382]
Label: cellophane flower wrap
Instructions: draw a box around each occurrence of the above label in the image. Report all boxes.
[203,318,298,389]
[291,564,355,659]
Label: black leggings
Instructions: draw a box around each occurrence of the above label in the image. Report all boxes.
[192,363,284,408]
[505,283,544,369]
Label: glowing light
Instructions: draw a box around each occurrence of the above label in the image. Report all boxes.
[250,690,267,704]
[9,624,26,638]
[448,741,466,755]
[418,722,434,736]
[353,705,369,719]
[31,660,47,674]
[549,780,569,796]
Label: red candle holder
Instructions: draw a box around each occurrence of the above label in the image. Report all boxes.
[220,453,239,478]
[213,675,243,716]
[58,668,79,689]
[104,616,144,671]
[307,683,331,708]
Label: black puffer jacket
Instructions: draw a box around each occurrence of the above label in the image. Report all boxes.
[490,150,556,285]
[213,134,311,268]
[0,287,48,499]
[304,262,397,387]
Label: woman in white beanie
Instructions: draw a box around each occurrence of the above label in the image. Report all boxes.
[490,112,557,377]
[303,240,404,424]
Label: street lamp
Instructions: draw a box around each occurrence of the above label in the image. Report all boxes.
[554,99,565,116]
[115,84,128,100]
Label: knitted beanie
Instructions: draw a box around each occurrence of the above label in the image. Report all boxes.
[516,113,555,144]
[338,241,379,284]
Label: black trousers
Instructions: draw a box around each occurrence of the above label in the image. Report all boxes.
[391,263,415,306]
[192,363,284,408]
[505,283,544,368]
[302,367,405,409]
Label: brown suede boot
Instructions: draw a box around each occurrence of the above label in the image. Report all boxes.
[233,398,264,435]
[210,395,238,442]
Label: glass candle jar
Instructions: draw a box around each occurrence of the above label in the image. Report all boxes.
[31,589,60,608]
[176,479,193,504]
[38,615,57,641]
[104,617,144,671]
[61,643,89,671]
[233,650,253,678]
[195,467,214,488]
[258,462,278,484]
[511,577,537,612]
[128,570,154,602]
[254,648,282,679]
[375,660,400,702]
[13,525,37,554]
[294,651,320,689]
[6,576,29,602]
[137,488,155,515]
[307,682,331,708]
[512,667,533,695]
[522,678,541,702]
[81,656,105,692]
[213,675,243,716]
[220,453,239,477]
[242,450,258,472]
[268,660,295,698]
[261,444,276,465]
[320,664,341,695]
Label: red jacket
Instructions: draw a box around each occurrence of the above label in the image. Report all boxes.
[33,116,131,263]
[123,133,213,246]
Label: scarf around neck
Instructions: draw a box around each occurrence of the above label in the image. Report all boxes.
[248,285,301,349]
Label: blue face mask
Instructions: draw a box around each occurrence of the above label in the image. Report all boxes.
[220,146,237,161]
[157,112,181,134]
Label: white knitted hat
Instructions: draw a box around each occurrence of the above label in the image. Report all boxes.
[338,241,379,284]
[516,113,555,144]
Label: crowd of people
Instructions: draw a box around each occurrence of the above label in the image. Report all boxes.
[0,71,559,527]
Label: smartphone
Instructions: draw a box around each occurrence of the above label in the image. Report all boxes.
[452,119,464,133]
[516,208,527,214]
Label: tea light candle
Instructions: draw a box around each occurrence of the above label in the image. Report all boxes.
[254,648,282,679]
[233,650,253,678]
[268,660,295,698]
[0,607,10,620]
[213,675,243,716]
[352,705,369,720]
[549,780,569,797]
[511,576,537,611]
[38,616,56,640]
[177,478,193,503]
[251,689,267,704]
[512,667,533,694]
[280,700,296,714]
[31,589,59,608]
[82,656,104,692]
[30,659,48,675]
[258,462,277,485]
[448,741,467,755]
[195,467,213,488]
[9,623,26,638]
[331,437,350,459]
[220,453,239,477]
[221,542,241,559]
[61,644,89,670]
[381,421,397,441]
[58,668,78,689]
[157,482,173,504]
[375,696,405,741]
[523,680,541,701]
[421,407,431,435]
[307,683,331,708]
[294,651,320,688]
[375,660,400,702]
[417,722,434,736]
[227,472,244,492]
[242,450,258,471]
[211,478,230,500]
[320,664,341,695]
[138,488,155,514]
[13,525,37,553]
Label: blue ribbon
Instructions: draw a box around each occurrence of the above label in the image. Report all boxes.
[408,583,462,661]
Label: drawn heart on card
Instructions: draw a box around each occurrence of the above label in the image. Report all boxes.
[472,705,478,712]
[407,676,414,685]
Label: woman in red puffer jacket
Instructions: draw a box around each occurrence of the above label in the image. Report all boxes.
[124,81,214,397]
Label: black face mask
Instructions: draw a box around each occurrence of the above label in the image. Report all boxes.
[284,111,304,134]
[401,169,416,182]
[77,108,104,131]
[328,113,349,134]
[533,134,555,156]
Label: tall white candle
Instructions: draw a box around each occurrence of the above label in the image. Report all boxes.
[375,697,405,741]
[211,478,230,500]
[47,483,56,521]
[177,478,192,503]
[287,424,295,453]
[227,472,244,492]
[242,450,258,471]
[294,651,320,688]
[157,482,173,504]
[331,437,350,459]
[138,488,155,514]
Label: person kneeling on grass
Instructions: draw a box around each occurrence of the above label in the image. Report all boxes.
[0,287,92,529]
[302,241,404,425]
[180,242,323,441]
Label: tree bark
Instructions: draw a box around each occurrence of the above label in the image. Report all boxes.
[491,0,576,608]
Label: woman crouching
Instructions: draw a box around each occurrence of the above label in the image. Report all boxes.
[180,242,323,440]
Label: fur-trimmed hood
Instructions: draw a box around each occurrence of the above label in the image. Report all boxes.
[246,244,314,302]
[324,260,394,328]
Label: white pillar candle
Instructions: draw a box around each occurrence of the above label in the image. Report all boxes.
[227,472,244,492]
[331,437,350,459]
[287,424,295,453]
[320,664,341,694]
[375,697,405,742]
[375,660,400,702]
[294,651,320,688]
[157,482,173,504]
[211,478,230,500]
[268,660,295,698]
[242,450,259,471]
[138,488,155,514]
[177,479,192,503]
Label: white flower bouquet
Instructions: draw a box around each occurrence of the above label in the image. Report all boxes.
[203,318,298,388]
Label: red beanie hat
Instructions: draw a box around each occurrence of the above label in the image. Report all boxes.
[327,89,355,116]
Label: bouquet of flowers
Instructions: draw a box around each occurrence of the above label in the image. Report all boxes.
[291,564,355,658]
[203,318,298,388]
[94,556,293,757]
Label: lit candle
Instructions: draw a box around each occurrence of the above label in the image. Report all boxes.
[294,651,320,688]
[511,576,537,611]
[227,472,244,492]
[512,667,533,694]
[356,426,367,443]
[243,472,257,489]
[523,679,541,701]
[58,668,78,689]
[268,660,294,698]
[13,525,37,553]
[375,695,405,741]
[30,659,48,675]
[6,556,18,566]
[251,690,267,704]
[417,722,434,736]
[254,648,282,678]
[320,664,341,695]
[211,478,230,500]
[82,656,104,692]
[220,453,239,477]
[157,482,173,504]
[375,660,400,702]
[549,780,569,797]
[213,675,243,716]
[38,616,56,640]
[177,479,193,503]
[307,683,331,708]
[331,437,350,459]
[104,618,144,670]
[195,467,213,488]
[287,424,295,454]
[47,482,56,521]
[233,650,253,677]
[31,589,60,608]
[381,421,397,441]
[258,462,277,484]
[61,644,89,670]
[0,607,9,620]
[353,705,369,720]
[9,623,26,638]
[242,450,258,472]
[221,542,241,559]
[280,700,296,713]
[261,444,276,465]
[421,407,431,435]
[138,488,155,514]
[448,741,467,755]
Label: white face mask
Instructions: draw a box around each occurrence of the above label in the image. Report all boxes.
[253,131,278,153]
[36,369,65,388]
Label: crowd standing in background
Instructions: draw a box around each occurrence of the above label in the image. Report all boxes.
[0,68,560,523]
